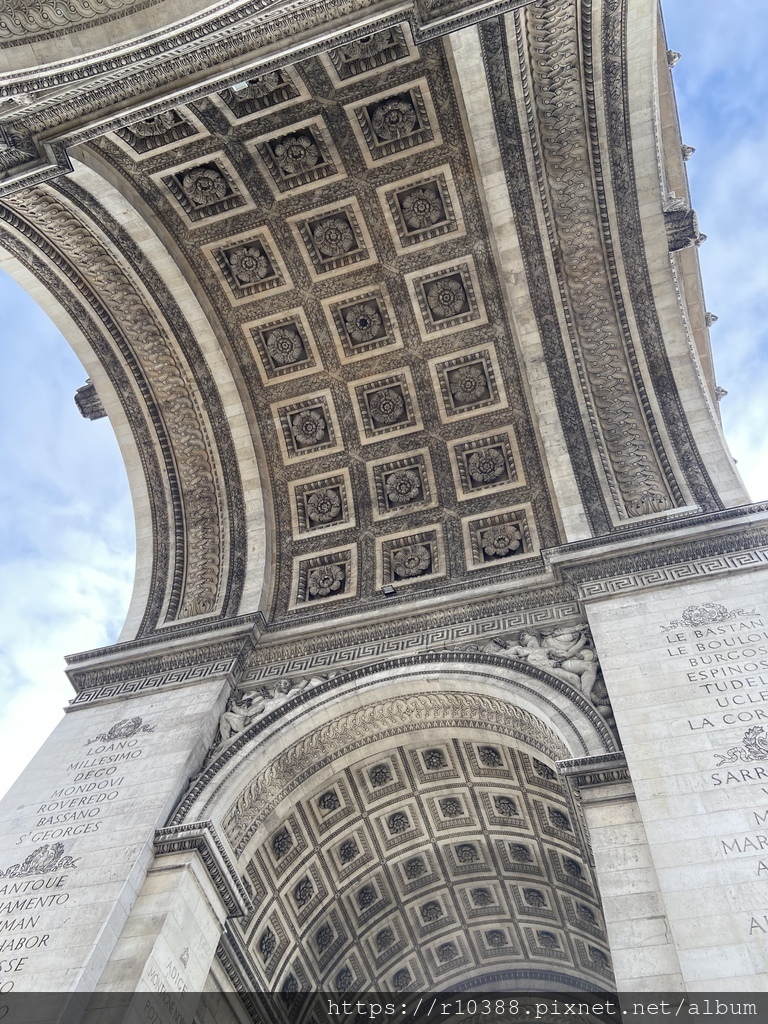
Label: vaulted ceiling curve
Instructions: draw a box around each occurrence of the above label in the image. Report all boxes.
[166,661,618,995]
[15,23,566,636]
[0,0,746,645]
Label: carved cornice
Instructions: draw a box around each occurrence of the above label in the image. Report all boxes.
[552,517,768,601]
[558,751,630,790]
[65,639,249,707]
[153,820,253,917]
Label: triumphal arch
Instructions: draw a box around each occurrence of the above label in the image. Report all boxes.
[1,0,767,1016]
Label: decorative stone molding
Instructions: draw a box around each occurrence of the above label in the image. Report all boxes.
[551,516,768,601]
[154,821,253,917]
[243,589,582,681]
[220,691,573,855]
[557,752,630,791]
[74,379,106,420]
[518,1,675,519]
[480,2,721,526]
[4,184,228,622]
[66,637,249,694]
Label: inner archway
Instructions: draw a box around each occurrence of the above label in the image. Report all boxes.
[173,657,617,998]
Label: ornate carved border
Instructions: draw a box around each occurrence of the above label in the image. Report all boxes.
[169,649,617,832]
[154,820,253,916]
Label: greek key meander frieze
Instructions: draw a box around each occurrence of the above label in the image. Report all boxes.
[187,714,613,990]
[5,186,226,621]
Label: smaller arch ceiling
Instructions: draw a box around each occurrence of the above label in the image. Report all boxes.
[174,663,617,995]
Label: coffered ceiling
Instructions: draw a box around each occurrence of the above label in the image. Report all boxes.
[82,26,560,624]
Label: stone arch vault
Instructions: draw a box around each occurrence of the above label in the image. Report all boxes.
[1,0,768,1008]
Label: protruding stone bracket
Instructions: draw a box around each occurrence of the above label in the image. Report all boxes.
[74,378,106,420]
[154,820,253,918]
[558,751,630,793]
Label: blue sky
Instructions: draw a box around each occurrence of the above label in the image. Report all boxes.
[0,272,134,796]
[662,0,768,502]
[0,0,766,798]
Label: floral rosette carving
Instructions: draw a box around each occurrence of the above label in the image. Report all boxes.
[448,363,488,404]
[423,748,446,769]
[368,387,404,425]
[468,448,505,483]
[294,877,314,904]
[291,409,327,446]
[312,217,354,257]
[229,246,270,283]
[260,929,276,960]
[385,469,421,504]
[272,828,293,858]
[437,942,457,963]
[404,857,425,879]
[266,327,303,366]
[181,167,228,206]
[388,810,409,834]
[427,278,466,319]
[393,969,411,990]
[392,544,431,578]
[317,790,340,812]
[370,763,392,786]
[273,134,320,177]
[357,885,376,907]
[481,523,522,557]
[306,488,341,523]
[307,564,345,597]
[336,968,353,990]
[339,840,358,862]
[421,901,442,922]
[344,303,382,343]
[372,99,417,140]
[401,187,444,230]
[439,797,462,817]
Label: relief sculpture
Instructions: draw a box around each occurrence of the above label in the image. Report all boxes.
[462,624,615,731]
[210,676,326,756]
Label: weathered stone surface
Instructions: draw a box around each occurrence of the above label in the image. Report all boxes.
[0,0,763,1005]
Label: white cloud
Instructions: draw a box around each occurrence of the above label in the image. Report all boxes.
[0,270,135,798]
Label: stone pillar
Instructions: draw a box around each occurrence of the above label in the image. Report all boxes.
[0,675,228,1000]
[586,562,768,989]
[561,754,684,991]
[82,823,249,1024]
